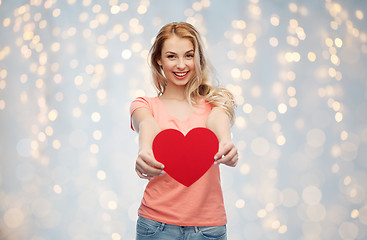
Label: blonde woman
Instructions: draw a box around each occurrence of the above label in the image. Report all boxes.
[130,22,238,240]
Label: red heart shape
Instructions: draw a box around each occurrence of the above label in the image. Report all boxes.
[152,127,219,187]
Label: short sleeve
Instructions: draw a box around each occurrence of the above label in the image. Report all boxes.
[129,97,152,131]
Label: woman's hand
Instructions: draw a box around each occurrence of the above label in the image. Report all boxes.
[135,148,165,179]
[214,141,239,167]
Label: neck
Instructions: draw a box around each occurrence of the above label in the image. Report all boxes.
[162,84,186,101]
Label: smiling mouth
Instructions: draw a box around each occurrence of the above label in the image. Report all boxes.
[174,72,188,77]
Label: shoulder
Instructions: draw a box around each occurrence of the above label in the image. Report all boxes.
[130,96,159,114]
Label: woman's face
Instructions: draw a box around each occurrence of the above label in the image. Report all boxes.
[158,35,196,88]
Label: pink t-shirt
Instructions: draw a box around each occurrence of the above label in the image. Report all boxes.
[130,96,227,226]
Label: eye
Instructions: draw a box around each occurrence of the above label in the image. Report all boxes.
[186,53,194,59]
[167,55,175,59]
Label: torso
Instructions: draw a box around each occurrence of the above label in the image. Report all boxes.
[158,97,199,122]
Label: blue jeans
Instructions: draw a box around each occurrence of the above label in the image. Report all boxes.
[136,216,227,240]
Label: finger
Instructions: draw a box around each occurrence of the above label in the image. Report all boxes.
[136,158,164,177]
[214,143,234,160]
[136,162,163,177]
[140,152,165,170]
[135,168,152,179]
[215,148,238,166]
[225,155,239,167]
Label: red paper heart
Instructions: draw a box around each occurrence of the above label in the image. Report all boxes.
[152,127,219,187]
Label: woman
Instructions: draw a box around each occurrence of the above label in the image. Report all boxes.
[130,22,238,240]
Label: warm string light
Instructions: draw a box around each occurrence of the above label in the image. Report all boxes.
[0,0,366,239]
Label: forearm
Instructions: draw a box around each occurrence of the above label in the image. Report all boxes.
[206,107,232,142]
[138,118,161,150]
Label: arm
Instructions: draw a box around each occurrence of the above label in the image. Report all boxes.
[206,107,238,167]
[132,108,164,179]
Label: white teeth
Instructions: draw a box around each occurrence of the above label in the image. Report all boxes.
[175,72,187,77]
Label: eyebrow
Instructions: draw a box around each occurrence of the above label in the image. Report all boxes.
[165,50,194,54]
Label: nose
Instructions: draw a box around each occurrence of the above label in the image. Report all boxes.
[177,58,186,69]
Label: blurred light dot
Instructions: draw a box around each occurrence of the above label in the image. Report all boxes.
[325,38,333,47]
[96,46,109,59]
[53,184,62,194]
[0,80,6,90]
[235,199,245,208]
[240,163,250,175]
[270,15,279,26]
[52,139,61,149]
[278,225,287,234]
[79,94,88,104]
[45,126,54,136]
[287,87,296,96]
[0,100,6,110]
[97,170,106,180]
[335,112,343,122]
[338,222,359,239]
[3,208,24,229]
[289,97,298,107]
[331,163,340,173]
[308,52,316,62]
[235,116,246,129]
[355,10,364,20]
[272,220,281,229]
[251,85,262,97]
[74,75,83,86]
[97,89,107,100]
[335,38,343,47]
[111,5,120,14]
[276,135,286,146]
[91,112,101,122]
[232,20,246,29]
[231,68,241,79]
[93,130,102,140]
[72,107,82,118]
[53,8,61,17]
[331,54,340,65]
[111,233,121,240]
[120,3,129,11]
[267,111,277,121]
[248,4,261,15]
[121,49,132,59]
[302,185,322,205]
[35,78,44,88]
[351,209,359,219]
[278,103,287,114]
[332,101,341,111]
[242,103,252,114]
[289,3,298,13]
[3,17,11,27]
[137,5,147,14]
[90,144,99,154]
[241,69,251,80]
[269,37,278,47]
[257,209,267,218]
[48,109,58,121]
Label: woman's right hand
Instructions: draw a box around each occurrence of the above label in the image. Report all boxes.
[135,148,165,180]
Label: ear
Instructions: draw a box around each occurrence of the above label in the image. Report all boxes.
[157,58,162,67]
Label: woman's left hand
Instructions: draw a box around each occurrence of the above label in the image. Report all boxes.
[214,141,239,167]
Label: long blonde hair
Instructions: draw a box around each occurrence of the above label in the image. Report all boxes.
[149,22,236,122]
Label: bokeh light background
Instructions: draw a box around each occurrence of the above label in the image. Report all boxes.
[1,0,367,239]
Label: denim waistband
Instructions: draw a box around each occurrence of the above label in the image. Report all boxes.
[138,216,200,233]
